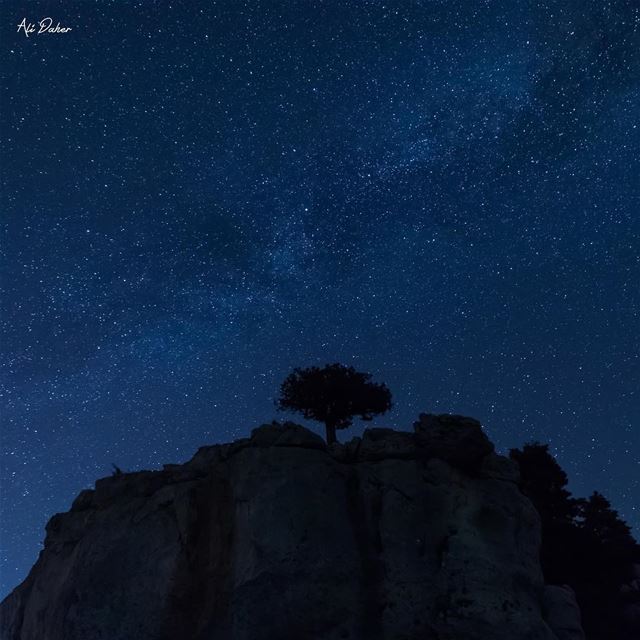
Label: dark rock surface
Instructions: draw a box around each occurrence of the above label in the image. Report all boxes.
[0,415,581,640]
[621,563,640,635]
[542,586,585,640]
[413,413,494,467]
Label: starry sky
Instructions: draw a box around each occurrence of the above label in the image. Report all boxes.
[1,0,639,597]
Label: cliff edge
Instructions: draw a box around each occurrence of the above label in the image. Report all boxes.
[0,414,584,640]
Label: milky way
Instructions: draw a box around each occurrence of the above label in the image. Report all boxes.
[1,0,638,596]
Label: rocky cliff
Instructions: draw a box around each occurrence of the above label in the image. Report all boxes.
[0,415,584,640]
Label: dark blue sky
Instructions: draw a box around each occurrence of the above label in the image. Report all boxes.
[1,0,638,597]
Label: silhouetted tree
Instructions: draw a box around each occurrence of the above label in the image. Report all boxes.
[510,443,581,586]
[276,363,392,445]
[510,443,640,640]
[579,491,633,542]
[509,442,579,524]
[577,491,639,591]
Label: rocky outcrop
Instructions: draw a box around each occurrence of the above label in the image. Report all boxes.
[0,415,582,640]
[621,563,640,635]
[542,586,585,640]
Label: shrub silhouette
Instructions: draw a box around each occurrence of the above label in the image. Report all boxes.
[276,363,392,444]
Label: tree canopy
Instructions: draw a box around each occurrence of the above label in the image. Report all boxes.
[510,443,640,640]
[276,363,392,444]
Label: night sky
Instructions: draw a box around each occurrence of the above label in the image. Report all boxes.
[1,0,639,598]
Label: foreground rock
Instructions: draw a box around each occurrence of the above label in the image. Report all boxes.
[1,415,580,640]
[542,586,585,640]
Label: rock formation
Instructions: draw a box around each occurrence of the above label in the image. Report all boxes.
[542,586,585,640]
[621,563,640,634]
[0,415,584,640]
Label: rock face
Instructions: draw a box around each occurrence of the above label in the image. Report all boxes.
[621,563,640,635]
[542,586,585,640]
[1,415,580,640]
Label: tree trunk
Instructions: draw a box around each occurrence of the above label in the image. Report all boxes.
[325,422,337,446]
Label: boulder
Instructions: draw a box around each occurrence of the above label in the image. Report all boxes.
[413,413,494,468]
[480,452,520,483]
[542,585,585,640]
[621,563,640,635]
[249,421,327,450]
